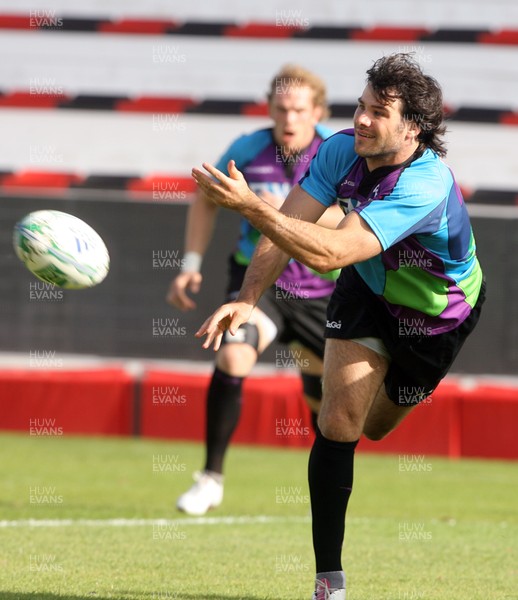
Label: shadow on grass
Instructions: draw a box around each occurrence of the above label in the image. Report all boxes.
[0,592,268,600]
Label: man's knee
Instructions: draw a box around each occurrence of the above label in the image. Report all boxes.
[220,322,259,351]
[317,403,365,442]
[215,324,260,376]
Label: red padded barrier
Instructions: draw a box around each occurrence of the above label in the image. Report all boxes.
[0,368,134,436]
[234,375,313,448]
[140,372,518,459]
[127,175,197,195]
[1,170,83,188]
[459,384,518,459]
[357,382,463,457]
[140,370,208,441]
[0,368,516,459]
[140,370,314,448]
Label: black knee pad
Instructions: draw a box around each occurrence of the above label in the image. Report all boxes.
[220,322,259,351]
[301,372,322,401]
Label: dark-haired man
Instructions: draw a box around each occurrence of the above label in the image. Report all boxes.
[168,65,341,516]
[193,54,485,599]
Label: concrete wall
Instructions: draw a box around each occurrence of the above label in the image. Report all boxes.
[2,194,515,375]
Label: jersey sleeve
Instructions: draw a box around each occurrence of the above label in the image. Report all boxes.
[299,132,357,207]
[214,141,239,175]
[356,158,450,250]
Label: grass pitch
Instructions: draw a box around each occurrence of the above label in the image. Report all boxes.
[0,433,516,600]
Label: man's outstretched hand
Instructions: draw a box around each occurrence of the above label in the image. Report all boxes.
[192,161,257,211]
[196,301,255,351]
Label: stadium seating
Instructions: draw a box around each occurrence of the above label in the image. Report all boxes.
[0,0,516,463]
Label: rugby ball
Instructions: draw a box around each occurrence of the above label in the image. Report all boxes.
[13,210,110,289]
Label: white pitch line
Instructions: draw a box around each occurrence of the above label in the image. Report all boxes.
[0,515,311,528]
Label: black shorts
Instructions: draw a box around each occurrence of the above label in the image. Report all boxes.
[325,266,486,406]
[226,256,329,359]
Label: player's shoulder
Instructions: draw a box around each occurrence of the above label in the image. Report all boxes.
[402,148,454,196]
[217,128,273,172]
[323,127,355,144]
[314,123,336,141]
[299,128,358,202]
[226,128,273,156]
[316,127,356,156]
[310,127,357,173]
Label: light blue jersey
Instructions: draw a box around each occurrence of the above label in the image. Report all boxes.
[216,124,340,297]
[300,129,483,333]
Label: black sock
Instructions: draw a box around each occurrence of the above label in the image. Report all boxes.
[308,427,359,573]
[204,367,244,474]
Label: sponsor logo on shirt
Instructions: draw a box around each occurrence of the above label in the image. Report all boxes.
[326,320,342,329]
[369,184,381,199]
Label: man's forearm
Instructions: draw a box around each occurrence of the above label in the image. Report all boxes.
[184,191,219,258]
[192,162,382,271]
[238,194,343,273]
[237,235,291,306]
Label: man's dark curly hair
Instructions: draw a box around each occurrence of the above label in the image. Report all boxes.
[366,53,447,157]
